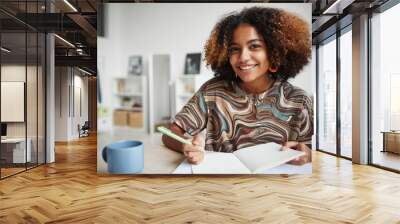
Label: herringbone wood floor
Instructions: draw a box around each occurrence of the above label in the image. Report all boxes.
[1,135,400,224]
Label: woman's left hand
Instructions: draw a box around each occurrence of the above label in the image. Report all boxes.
[282,141,312,165]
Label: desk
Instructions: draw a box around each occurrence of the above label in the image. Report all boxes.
[97,128,182,174]
[1,138,31,163]
[382,131,400,154]
[98,127,312,174]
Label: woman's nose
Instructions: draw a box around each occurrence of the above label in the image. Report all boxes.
[239,48,251,62]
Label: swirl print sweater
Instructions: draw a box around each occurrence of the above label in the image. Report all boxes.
[174,77,313,152]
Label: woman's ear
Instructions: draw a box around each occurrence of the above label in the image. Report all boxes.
[269,66,278,73]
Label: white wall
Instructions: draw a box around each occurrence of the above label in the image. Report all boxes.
[98,3,314,133]
[80,75,89,125]
[1,65,34,137]
[72,73,89,137]
[54,67,89,141]
[55,67,68,141]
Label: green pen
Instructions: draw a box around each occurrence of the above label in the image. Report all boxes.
[157,126,193,145]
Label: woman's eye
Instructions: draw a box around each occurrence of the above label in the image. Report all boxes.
[229,47,240,53]
[250,44,261,49]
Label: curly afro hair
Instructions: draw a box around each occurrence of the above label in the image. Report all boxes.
[204,7,311,82]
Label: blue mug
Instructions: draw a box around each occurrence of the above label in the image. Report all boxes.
[102,140,144,174]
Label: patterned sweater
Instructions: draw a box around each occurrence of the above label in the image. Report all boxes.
[174,77,313,152]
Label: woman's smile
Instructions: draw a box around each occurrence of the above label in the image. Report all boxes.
[237,64,258,72]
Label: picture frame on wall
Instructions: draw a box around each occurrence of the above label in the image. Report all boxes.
[128,55,143,76]
[184,53,201,75]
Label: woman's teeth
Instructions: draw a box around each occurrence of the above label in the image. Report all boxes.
[239,65,256,71]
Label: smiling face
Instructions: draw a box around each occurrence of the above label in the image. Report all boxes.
[229,23,275,85]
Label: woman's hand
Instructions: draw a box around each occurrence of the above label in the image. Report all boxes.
[282,141,312,165]
[182,134,205,165]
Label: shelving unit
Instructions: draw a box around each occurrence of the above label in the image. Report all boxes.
[112,75,147,131]
[175,74,212,113]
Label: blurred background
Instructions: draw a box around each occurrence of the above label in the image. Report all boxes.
[97,3,313,135]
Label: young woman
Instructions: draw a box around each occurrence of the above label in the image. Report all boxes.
[162,7,313,165]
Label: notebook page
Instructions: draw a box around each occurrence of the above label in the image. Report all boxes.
[172,159,193,174]
[191,151,251,174]
[233,143,305,173]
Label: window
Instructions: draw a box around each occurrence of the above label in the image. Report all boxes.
[339,28,352,158]
[370,2,400,171]
[317,36,337,154]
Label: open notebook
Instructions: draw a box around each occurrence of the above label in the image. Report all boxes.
[174,142,305,174]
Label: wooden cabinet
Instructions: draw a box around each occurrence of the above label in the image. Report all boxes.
[113,110,143,128]
[382,131,400,154]
[128,111,143,128]
[113,110,128,126]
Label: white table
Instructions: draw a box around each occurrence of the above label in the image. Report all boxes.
[1,138,31,163]
[97,128,312,174]
[97,128,183,174]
